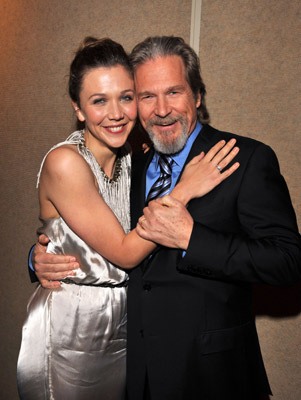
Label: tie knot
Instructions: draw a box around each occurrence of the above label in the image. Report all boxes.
[158,155,173,175]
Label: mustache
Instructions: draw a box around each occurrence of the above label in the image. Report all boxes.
[147,115,184,127]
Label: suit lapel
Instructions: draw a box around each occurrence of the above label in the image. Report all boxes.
[130,125,222,226]
[175,124,220,185]
[130,125,223,274]
[130,148,154,229]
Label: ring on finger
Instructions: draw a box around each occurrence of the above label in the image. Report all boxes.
[161,197,169,207]
[216,164,222,172]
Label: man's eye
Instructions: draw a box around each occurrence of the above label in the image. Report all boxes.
[141,95,153,100]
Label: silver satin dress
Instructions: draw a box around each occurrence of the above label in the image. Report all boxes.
[17,131,131,400]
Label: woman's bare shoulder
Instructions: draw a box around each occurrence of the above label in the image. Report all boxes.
[46,144,85,167]
[42,144,91,181]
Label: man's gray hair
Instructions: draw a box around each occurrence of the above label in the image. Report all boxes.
[129,36,210,124]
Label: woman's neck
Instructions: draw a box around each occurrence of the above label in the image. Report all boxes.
[84,129,119,179]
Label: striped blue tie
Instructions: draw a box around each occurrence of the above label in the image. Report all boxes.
[146,155,174,203]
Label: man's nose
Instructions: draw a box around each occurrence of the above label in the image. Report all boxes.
[155,96,171,117]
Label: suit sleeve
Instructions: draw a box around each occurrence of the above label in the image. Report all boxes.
[178,143,301,285]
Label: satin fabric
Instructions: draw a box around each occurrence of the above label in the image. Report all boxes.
[18,132,130,399]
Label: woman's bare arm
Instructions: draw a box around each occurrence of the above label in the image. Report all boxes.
[37,139,239,275]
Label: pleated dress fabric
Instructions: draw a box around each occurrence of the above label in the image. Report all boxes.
[17,131,131,400]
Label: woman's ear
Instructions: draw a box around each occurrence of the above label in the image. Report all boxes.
[72,101,85,122]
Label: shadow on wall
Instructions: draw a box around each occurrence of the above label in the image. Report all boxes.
[253,281,301,318]
[253,282,301,400]
[252,282,301,400]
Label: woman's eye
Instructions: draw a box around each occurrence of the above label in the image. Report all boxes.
[122,95,134,102]
[93,98,106,105]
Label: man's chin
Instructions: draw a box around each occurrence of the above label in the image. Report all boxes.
[151,135,188,154]
[146,118,189,154]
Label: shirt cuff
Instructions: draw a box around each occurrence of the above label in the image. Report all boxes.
[28,245,35,271]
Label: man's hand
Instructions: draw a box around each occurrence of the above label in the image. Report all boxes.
[137,196,194,250]
[33,234,79,289]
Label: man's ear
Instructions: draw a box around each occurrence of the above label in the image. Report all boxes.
[196,93,201,109]
[72,101,85,122]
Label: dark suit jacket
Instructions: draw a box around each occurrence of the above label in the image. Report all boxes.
[127,124,301,400]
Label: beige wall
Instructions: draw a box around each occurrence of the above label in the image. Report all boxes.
[199,1,301,399]
[0,1,191,398]
[0,0,299,399]
[199,0,300,222]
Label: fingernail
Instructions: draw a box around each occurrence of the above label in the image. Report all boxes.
[230,139,236,144]
[70,257,76,262]
[73,263,79,269]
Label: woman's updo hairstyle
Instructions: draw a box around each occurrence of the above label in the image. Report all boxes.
[69,37,132,106]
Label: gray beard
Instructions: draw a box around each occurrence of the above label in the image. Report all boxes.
[146,116,189,155]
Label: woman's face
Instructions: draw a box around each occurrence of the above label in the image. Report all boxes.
[76,65,137,150]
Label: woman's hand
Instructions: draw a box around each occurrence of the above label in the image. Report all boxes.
[172,139,240,205]
[142,143,151,153]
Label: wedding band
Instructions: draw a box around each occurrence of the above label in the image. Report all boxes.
[216,165,222,172]
[161,196,169,207]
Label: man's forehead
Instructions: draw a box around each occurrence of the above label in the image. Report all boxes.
[134,55,187,88]
[134,54,183,71]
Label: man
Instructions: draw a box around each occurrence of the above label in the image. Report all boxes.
[32,37,301,399]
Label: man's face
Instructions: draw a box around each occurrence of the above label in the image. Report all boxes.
[134,55,200,154]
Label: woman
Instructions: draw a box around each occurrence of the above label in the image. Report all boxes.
[17,37,239,399]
